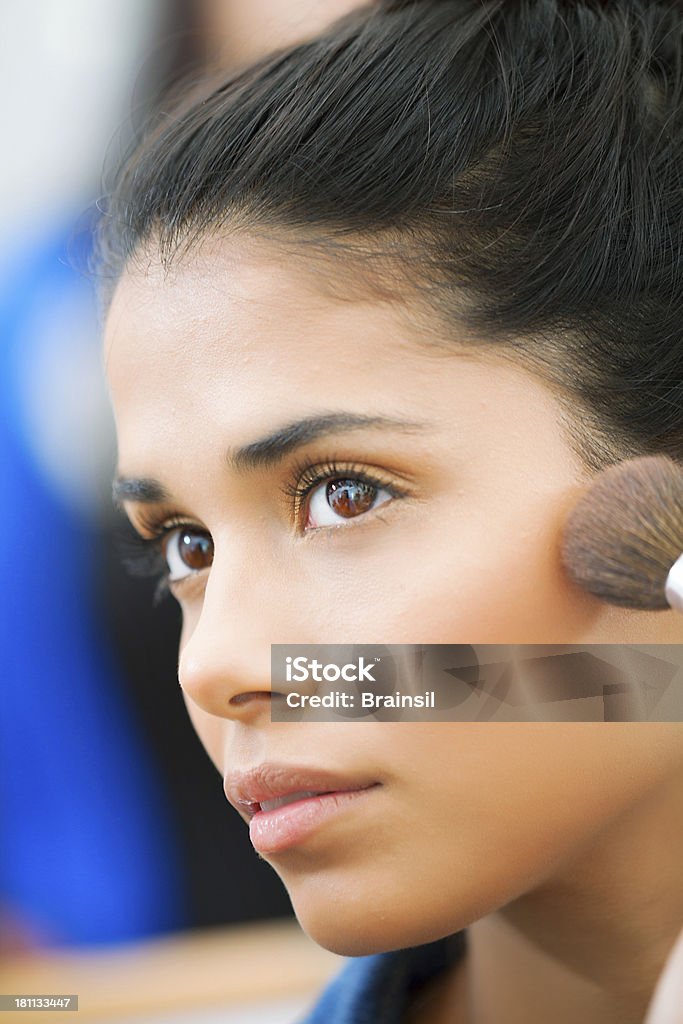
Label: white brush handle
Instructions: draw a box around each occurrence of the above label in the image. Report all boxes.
[665,553,683,613]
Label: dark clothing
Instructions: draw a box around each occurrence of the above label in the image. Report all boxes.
[300,931,467,1023]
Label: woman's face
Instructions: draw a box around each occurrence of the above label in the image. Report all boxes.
[105,234,683,955]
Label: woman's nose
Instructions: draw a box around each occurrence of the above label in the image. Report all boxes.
[177,566,276,721]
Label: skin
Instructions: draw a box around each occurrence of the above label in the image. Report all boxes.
[104,233,683,1024]
[199,0,372,68]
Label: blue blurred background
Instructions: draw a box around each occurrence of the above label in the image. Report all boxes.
[0,0,302,954]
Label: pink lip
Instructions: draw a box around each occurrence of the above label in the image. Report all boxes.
[248,788,378,854]
[223,764,380,854]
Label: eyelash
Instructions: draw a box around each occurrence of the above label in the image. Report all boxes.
[118,458,405,603]
[280,457,400,524]
[116,515,185,607]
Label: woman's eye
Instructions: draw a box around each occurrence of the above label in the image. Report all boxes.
[162,527,214,581]
[306,477,393,528]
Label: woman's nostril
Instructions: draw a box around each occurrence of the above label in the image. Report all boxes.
[229,691,272,706]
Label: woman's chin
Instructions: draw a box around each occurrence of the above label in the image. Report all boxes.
[288,886,466,957]
[297,915,421,957]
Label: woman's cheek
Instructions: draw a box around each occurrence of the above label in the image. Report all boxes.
[383,518,592,645]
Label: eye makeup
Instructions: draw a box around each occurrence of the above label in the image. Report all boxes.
[116,515,198,606]
[279,456,406,527]
[116,455,410,603]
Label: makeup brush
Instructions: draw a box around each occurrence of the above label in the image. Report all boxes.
[560,455,683,613]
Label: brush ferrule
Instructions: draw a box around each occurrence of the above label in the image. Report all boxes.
[665,554,683,613]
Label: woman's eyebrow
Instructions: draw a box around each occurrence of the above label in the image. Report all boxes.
[112,412,428,507]
[112,476,170,508]
[228,412,428,471]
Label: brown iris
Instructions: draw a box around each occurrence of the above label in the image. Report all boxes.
[170,529,213,570]
[326,479,376,518]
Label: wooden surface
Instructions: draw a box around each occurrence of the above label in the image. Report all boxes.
[0,919,344,1021]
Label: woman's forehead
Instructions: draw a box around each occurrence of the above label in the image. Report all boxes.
[104,233,447,400]
[103,232,585,497]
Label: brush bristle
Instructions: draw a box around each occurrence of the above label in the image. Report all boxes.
[561,455,683,610]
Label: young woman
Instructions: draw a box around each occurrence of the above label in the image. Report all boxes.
[98,0,683,1020]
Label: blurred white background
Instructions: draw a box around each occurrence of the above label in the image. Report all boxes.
[0,0,161,250]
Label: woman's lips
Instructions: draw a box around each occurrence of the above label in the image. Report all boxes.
[248,786,379,854]
[223,764,380,854]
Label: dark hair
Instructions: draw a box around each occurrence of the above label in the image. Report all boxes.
[96,0,683,472]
